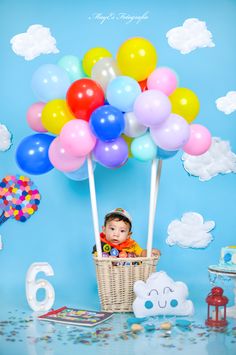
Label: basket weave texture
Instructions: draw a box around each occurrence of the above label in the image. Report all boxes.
[94,256,159,312]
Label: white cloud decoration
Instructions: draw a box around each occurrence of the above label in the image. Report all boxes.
[133,271,194,318]
[166,212,215,249]
[10,24,59,60]
[0,124,12,151]
[166,18,215,54]
[182,137,236,181]
[215,91,236,115]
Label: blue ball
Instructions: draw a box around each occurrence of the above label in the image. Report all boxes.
[110,248,119,257]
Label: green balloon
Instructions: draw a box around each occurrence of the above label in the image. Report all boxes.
[58,55,85,82]
[131,132,157,161]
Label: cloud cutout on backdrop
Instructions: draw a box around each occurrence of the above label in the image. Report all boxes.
[182,137,236,181]
[10,24,59,60]
[133,271,194,318]
[215,91,236,115]
[166,18,215,54]
[166,212,215,249]
[0,124,12,151]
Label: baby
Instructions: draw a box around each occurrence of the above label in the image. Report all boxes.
[93,208,161,258]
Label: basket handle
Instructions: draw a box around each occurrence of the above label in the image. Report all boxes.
[87,154,102,258]
[146,159,162,257]
[88,154,162,258]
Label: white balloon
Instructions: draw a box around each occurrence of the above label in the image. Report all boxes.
[91,57,121,92]
[124,112,147,137]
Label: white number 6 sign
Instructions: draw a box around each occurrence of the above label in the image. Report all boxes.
[26,262,55,312]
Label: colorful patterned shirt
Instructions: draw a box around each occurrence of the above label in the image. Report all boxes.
[92,233,143,256]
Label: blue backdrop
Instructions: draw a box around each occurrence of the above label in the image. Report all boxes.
[1,0,236,317]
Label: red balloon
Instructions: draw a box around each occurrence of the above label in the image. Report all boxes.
[138,79,148,92]
[66,78,105,121]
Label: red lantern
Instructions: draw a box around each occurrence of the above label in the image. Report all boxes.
[205,287,228,327]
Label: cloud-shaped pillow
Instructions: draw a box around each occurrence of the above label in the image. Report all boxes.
[216,91,236,115]
[166,18,215,54]
[166,212,215,248]
[10,24,59,60]
[133,271,194,318]
[182,137,236,181]
[0,124,12,151]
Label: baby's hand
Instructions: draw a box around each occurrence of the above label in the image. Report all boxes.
[151,248,161,257]
[140,249,161,257]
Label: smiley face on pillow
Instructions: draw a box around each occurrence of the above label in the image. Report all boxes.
[132,271,194,318]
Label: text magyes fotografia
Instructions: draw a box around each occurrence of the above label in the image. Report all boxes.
[88,12,149,25]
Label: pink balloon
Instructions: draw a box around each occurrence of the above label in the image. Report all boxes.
[49,137,85,172]
[183,124,212,156]
[26,102,47,132]
[48,137,85,172]
[59,119,96,157]
[147,67,178,96]
[134,90,171,127]
[150,113,190,151]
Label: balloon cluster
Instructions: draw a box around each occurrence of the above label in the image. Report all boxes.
[16,37,212,178]
[0,175,40,223]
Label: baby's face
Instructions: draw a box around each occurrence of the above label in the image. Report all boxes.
[103,219,131,245]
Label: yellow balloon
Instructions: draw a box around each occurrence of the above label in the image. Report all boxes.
[169,88,200,123]
[82,47,112,77]
[41,99,75,135]
[122,134,133,158]
[117,37,158,81]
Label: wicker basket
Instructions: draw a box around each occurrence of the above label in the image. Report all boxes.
[94,255,159,312]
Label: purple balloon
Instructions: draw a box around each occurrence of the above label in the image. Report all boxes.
[93,137,128,168]
[150,114,190,151]
[134,90,171,127]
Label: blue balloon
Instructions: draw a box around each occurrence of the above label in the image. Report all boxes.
[16,134,54,175]
[31,64,71,102]
[64,159,96,181]
[90,105,125,142]
[157,147,178,160]
[106,76,141,112]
